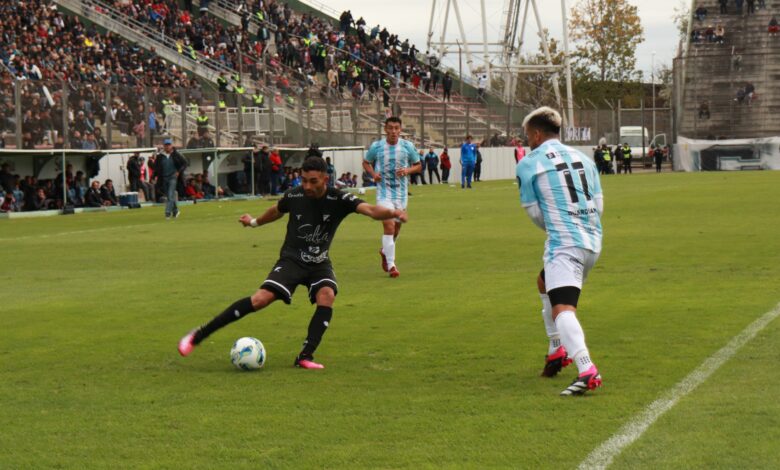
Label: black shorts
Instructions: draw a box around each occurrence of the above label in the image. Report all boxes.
[260,258,338,304]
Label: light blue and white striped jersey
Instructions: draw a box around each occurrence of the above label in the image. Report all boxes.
[516,139,603,260]
[365,138,420,203]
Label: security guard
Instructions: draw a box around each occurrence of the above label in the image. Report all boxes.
[601,145,612,175]
[252,90,265,108]
[620,142,632,174]
[216,73,228,93]
[196,109,209,131]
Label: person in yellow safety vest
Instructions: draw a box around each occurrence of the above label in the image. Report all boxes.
[189,101,199,116]
[252,91,264,107]
[286,95,295,107]
[218,98,227,110]
[601,145,612,174]
[196,109,209,130]
[255,9,264,22]
[232,73,241,83]
[188,45,197,61]
[620,143,632,174]
[176,40,184,55]
[161,98,174,118]
[308,99,314,109]
[233,82,245,95]
[217,73,228,92]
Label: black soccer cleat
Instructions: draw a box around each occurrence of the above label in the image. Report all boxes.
[560,366,602,396]
[541,345,572,377]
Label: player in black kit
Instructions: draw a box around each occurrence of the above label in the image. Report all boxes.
[178,156,408,369]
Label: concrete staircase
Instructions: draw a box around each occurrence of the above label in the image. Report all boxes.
[679,1,780,138]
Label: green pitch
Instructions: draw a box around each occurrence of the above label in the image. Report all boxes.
[2,172,779,468]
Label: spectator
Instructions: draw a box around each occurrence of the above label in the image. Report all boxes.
[477,73,488,101]
[0,163,15,194]
[745,83,755,105]
[94,128,108,150]
[32,187,53,210]
[695,5,707,21]
[474,146,483,182]
[442,72,453,102]
[350,174,358,188]
[714,25,725,44]
[0,193,17,213]
[769,17,779,37]
[325,156,336,188]
[425,148,440,184]
[440,147,451,183]
[269,147,283,194]
[185,178,204,200]
[746,0,755,15]
[698,102,710,119]
[100,179,119,206]
[202,173,218,199]
[719,0,728,14]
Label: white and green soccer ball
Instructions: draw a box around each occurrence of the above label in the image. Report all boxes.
[230,337,266,370]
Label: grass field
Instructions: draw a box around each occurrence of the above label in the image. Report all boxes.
[2,171,780,469]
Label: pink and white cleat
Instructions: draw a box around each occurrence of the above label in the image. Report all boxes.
[560,365,602,396]
[294,356,325,369]
[178,329,198,357]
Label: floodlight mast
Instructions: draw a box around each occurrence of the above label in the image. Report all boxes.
[427,0,575,126]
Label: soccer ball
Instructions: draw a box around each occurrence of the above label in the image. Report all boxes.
[358,188,366,195]
[230,337,266,370]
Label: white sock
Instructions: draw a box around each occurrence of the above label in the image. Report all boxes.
[555,310,593,374]
[540,294,560,354]
[382,235,396,268]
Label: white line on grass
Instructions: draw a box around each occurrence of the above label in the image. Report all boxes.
[579,302,780,470]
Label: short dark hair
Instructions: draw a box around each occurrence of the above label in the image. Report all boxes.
[385,116,402,126]
[302,156,327,173]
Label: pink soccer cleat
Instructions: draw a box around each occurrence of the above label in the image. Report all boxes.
[388,266,400,278]
[541,345,573,377]
[379,249,388,272]
[295,357,325,369]
[178,329,198,357]
[560,365,602,396]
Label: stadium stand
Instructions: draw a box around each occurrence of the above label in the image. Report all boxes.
[0,0,515,151]
[679,1,780,138]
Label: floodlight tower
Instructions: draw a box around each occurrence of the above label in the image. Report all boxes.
[427,0,575,126]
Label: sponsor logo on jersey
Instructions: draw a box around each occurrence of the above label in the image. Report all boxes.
[300,250,329,263]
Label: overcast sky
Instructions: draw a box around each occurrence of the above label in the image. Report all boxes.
[314,0,683,80]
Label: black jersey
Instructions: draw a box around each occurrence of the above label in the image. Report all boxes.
[276,187,364,265]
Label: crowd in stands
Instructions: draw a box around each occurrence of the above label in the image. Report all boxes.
[0,0,470,153]
[0,0,204,150]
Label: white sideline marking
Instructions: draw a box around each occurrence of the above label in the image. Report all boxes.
[579,302,780,470]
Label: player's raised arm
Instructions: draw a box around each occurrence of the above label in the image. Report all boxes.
[239,204,284,227]
[355,202,408,223]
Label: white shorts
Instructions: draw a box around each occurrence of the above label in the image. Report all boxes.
[543,246,599,292]
[377,199,407,222]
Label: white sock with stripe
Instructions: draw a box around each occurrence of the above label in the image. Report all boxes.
[555,310,593,374]
[382,235,396,268]
[540,294,560,354]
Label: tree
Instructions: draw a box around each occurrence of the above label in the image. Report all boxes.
[569,0,644,82]
[672,0,690,46]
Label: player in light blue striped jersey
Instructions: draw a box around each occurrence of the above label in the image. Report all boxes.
[362,117,422,278]
[516,106,604,396]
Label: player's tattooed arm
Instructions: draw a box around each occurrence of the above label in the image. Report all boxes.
[239,204,284,228]
[355,203,408,223]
